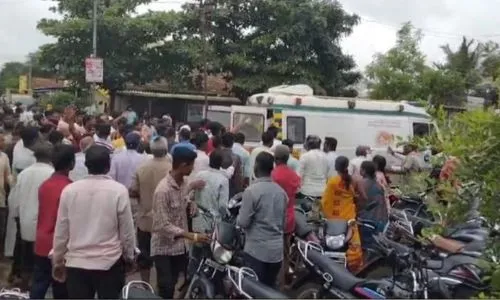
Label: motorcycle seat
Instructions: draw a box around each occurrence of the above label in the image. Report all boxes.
[240,276,288,299]
[307,249,365,290]
[399,195,423,205]
[448,230,488,243]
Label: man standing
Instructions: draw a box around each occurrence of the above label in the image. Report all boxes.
[30,144,74,299]
[109,132,146,188]
[249,131,274,183]
[271,145,300,288]
[94,122,114,153]
[69,136,94,181]
[237,151,287,287]
[151,147,209,299]
[220,133,243,197]
[349,146,369,178]
[52,145,136,299]
[170,128,196,154]
[232,133,251,187]
[299,135,329,198]
[191,149,229,233]
[324,137,338,178]
[191,131,210,177]
[10,142,54,288]
[0,132,11,257]
[129,137,171,283]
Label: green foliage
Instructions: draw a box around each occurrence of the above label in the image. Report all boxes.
[438,37,483,90]
[180,0,362,99]
[37,0,191,97]
[366,23,427,100]
[366,23,467,106]
[420,68,466,106]
[39,91,87,111]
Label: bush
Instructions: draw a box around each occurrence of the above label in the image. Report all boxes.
[39,91,88,111]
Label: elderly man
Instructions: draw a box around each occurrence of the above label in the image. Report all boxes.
[129,136,171,283]
[69,136,94,181]
[109,132,146,188]
[9,142,55,289]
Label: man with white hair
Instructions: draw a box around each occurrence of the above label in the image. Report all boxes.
[129,136,171,283]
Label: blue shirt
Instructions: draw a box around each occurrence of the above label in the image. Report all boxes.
[287,156,300,174]
[170,140,196,154]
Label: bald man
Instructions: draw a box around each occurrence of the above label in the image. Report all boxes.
[69,136,94,181]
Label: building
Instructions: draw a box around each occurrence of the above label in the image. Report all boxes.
[114,75,240,125]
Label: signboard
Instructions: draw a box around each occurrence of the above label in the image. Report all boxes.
[18,75,28,94]
[85,57,103,83]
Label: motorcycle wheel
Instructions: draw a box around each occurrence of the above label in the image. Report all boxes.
[184,280,210,299]
[293,282,324,299]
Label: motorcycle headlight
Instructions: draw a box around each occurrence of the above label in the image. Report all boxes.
[325,234,346,250]
[212,240,234,265]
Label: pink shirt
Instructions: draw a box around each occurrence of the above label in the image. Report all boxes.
[52,175,136,270]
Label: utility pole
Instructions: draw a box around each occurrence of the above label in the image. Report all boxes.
[200,0,214,119]
[91,0,98,106]
[27,57,33,95]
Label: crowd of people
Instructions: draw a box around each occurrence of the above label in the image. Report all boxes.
[0,102,439,299]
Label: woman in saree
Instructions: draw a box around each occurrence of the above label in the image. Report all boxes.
[321,156,363,272]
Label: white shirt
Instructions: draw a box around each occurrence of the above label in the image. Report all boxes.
[260,139,281,152]
[249,146,273,182]
[326,151,338,179]
[0,153,11,207]
[349,156,369,177]
[299,149,329,197]
[9,162,54,241]
[69,152,88,181]
[12,140,36,173]
[19,111,34,124]
[191,150,210,178]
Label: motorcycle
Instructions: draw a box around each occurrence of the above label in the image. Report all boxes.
[224,265,289,299]
[292,238,413,299]
[372,234,489,299]
[181,196,244,299]
[294,207,356,266]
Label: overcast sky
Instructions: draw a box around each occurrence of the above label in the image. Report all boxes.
[1,0,500,71]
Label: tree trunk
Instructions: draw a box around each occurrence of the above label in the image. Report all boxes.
[109,89,116,113]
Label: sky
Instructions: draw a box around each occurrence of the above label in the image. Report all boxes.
[1,0,500,72]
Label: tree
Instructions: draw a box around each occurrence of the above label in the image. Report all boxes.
[365,22,427,101]
[438,37,483,90]
[180,0,361,99]
[420,68,466,106]
[0,62,26,92]
[36,0,190,109]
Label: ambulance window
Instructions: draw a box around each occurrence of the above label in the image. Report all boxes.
[287,116,306,144]
[232,112,264,142]
[413,122,433,137]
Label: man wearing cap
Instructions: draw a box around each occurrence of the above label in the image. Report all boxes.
[108,132,146,188]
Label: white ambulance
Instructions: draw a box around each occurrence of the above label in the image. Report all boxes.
[230,85,433,161]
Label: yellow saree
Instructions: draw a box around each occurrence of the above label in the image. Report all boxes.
[321,175,363,272]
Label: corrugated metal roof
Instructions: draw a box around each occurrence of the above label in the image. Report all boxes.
[117,90,240,104]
